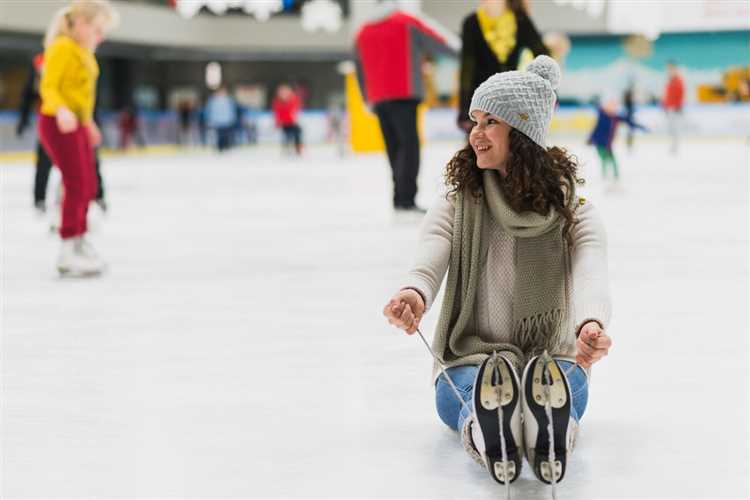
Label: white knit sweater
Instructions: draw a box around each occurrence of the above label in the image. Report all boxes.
[403,192,612,361]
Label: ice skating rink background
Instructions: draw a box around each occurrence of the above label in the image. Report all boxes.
[2,137,748,498]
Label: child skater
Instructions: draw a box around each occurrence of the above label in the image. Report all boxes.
[587,95,646,187]
[383,56,612,496]
[272,84,303,156]
[38,0,118,277]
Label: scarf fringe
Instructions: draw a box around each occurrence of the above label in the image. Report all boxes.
[512,309,567,355]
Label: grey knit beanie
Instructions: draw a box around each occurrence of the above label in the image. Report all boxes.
[469,55,560,148]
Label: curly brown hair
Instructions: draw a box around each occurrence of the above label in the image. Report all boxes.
[445,128,583,245]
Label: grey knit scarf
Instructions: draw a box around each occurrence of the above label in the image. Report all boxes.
[432,170,573,372]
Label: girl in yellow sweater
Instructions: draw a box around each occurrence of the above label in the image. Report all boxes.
[38,0,118,277]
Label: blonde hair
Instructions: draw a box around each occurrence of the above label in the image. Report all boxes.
[44,0,119,48]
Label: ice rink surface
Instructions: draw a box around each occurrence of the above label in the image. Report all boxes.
[2,137,749,499]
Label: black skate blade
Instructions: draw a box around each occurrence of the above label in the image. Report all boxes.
[525,356,571,484]
[473,355,521,484]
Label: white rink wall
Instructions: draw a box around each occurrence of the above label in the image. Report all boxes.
[2,103,749,152]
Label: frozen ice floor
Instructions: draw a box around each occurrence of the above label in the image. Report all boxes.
[1,138,748,499]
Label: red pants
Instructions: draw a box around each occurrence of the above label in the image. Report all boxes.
[38,115,96,239]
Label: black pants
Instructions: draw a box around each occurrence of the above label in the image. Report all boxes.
[33,141,53,204]
[35,141,104,203]
[374,99,420,208]
[281,124,302,154]
[94,152,104,200]
[216,126,233,152]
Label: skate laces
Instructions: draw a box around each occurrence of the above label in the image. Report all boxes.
[416,330,580,500]
[492,351,512,500]
[416,330,513,499]
[540,351,558,500]
[563,330,601,384]
[415,328,470,414]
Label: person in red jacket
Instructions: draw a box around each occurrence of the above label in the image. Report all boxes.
[662,60,685,154]
[355,6,458,212]
[272,84,303,156]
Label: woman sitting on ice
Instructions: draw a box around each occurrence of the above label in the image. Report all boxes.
[383,56,612,491]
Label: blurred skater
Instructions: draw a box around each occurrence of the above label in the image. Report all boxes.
[355,4,458,212]
[587,96,646,187]
[205,85,237,152]
[38,0,118,277]
[177,99,193,147]
[662,61,685,155]
[16,53,54,214]
[118,104,145,150]
[197,105,208,147]
[622,84,636,152]
[326,102,347,157]
[272,84,303,156]
[457,0,548,133]
[22,51,109,220]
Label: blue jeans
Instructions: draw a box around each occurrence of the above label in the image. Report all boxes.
[435,360,589,432]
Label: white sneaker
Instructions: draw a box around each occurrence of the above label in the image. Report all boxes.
[471,353,524,484]
[57,238,103,277]
[521,354,574,484]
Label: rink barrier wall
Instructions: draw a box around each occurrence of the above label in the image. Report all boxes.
[1,103,748,154]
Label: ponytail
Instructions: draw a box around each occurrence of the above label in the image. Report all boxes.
[44,5,74,48]
[43,0,119,48]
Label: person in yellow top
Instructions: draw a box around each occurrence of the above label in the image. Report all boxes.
[457,0,548,133]
[37,0,118,277]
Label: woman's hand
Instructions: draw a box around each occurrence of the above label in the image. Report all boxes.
[383,289,425,335]
[575,321,612,368]
[56,107,78,134]
[86,121,102,147]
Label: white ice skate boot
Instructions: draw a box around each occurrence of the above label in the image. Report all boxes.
[57,238,103,277]
[75,236,105,269]
[460,416,486,468]
[471,352,524,485]
[521,353,575,486]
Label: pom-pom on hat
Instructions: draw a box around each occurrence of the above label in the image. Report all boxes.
[469,55,560,148]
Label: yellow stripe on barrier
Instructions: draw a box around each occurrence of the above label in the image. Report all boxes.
[345,71,425,153]
[0,144,186,165]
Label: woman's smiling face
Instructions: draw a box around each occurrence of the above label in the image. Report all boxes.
[469,111,511,175]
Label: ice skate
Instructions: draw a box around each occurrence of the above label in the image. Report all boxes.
[75,236,105,270]
[34,200,47,215]
[460,417,486,467]
[472,352,523,485]
[57,238,103,278]
[394,204,427,214]
[95,198,108,213]
[521,352,574,486]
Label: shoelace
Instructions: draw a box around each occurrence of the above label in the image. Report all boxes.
[493,352,512,500]
[415,328,470,413]
[563,330,600,383]
[540,351,558,500]
[416,329,588,500]
[416,329,512,500]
